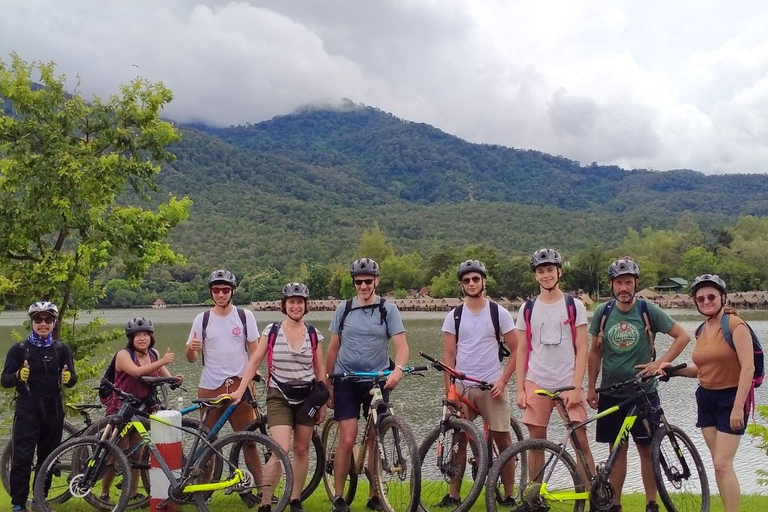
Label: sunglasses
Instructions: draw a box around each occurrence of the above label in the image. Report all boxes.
[211,287,233,295]
[33,316,55,325]
[695,293,719,304]
[461,276,482,285]
[354,278,375,286]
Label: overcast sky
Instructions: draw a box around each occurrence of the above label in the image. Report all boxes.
[2,0,768,174]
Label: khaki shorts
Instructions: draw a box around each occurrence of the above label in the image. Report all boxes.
[266,387,316,427]
[456,381,510,432]
[198,376,256,431]
[521,380,587,428]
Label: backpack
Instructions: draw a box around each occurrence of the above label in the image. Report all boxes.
[453,300,510,362]
[337,298,388,341]
[265,322,321,386]
[596,298,657,360]
[695,314,764,389]
[522,294,578,372]
[200,307,249,366]
[98,347,158,401]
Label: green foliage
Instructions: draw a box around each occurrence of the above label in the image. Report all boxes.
[747,405,768,486]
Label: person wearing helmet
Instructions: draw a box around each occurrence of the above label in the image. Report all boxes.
[185,270,261,467]
[231,283,328,512]
[100,317,181,502]
[516,250,595,478]
[654,274,753,512]
[326,258,408,512]
[2,301,77,512]
[586,258,691,512]
[439,259,518,507]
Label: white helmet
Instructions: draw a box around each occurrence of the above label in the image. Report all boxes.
[27,301,59,319]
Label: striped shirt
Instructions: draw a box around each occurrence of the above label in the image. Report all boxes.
[263,322,323,387]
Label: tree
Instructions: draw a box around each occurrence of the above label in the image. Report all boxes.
[0,54,191,344]
[355,223,395,263]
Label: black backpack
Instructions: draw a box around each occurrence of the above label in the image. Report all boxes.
[98,347,158,400]
[453,301,510,361]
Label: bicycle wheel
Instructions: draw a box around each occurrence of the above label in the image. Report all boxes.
[373,415,421,512]
[486,439,586,512]
[1,420,78,497]
[321,416,358,504]
[418,417,486,512]
[652,425,709,512]
[491,416,528,504]
[192,431,294,512]
[245,417,325,501]
[33,435,132,512]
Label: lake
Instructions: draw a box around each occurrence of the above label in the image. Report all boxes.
[1,306,767,494]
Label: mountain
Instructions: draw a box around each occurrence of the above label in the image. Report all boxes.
[155,105,768,271]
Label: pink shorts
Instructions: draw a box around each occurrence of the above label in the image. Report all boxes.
[522,380,587,428]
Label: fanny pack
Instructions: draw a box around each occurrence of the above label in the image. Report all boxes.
[273,378,315,403]
[300,381,330,419]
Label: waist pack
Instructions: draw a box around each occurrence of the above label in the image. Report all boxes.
[273,378,315,403]
[300,381,330,419]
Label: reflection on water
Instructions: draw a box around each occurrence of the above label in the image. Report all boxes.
[1,308,767,494]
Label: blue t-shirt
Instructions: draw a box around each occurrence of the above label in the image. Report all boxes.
[329,298,405,374]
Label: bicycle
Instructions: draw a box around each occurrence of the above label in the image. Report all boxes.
[485,363,709,512]
[418,351,526,512]
[321,366,426,512]
[33,394,295,512]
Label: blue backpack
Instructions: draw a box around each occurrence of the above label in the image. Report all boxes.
[695,314,764,388]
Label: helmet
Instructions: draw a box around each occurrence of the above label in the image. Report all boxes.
[690,274,727,295]
[281,282,310,299]
[350,258,380,277]
[125,317,155,337]
[457,259,487,280]
[27,301,59,319]
[208,269,237,289]
[530,249,563,270]
[607,258,640,280]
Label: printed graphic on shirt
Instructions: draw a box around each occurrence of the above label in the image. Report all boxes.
[232,326,242,337]
[606,321,640,352]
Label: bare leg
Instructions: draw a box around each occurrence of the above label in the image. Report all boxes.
[703,427,742,512]
[607,442,628,506]
[334,418,359,499]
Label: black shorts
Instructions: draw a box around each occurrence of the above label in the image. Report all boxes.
[595,391,660,446]
[332,378,390,421]
[696,386,747,435]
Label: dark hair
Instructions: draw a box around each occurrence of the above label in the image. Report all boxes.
[281,296,309,316]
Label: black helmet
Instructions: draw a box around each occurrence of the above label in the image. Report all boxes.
[350,258,380,277]
[690,274,727,295]
[607,258,640,280]
[281,282,310,299]
[125,316,154,337]
[457,259,487,280]
[208,269,237,289]
[530,249,563,270]
[28,301,59,319]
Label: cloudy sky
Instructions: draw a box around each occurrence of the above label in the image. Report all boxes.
[2,0,768,174]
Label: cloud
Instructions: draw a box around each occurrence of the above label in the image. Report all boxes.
[1,0,767,174]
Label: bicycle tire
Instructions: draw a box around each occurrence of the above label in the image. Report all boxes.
[321,416,358,504]
[491,415,528,504]
[486,438,586,512]
[1,420,78,497]
[418,417,487,512]
[244,416,325,501]
[192,431,295,512]
[33,435,132,512]
[652,425,709,512]
[373,415,421,512]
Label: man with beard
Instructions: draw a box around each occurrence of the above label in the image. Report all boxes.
[586,257,690,512]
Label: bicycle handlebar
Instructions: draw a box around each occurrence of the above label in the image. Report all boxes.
[419,351,493,390]
[595,363,688,394]
[328,366,427,380]
[141,375,185,391]
[98,378,145,405]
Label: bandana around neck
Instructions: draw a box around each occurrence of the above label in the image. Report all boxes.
[27,331,53,348]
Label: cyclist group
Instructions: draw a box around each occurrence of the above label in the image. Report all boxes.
[2,252,756,512]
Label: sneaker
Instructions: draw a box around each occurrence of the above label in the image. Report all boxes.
[497,495,518,507]
[12,505,28,512]
[258,505,272,512]
[367,496,385,511]
[290,499,306,512]
[435,494,461,508]
[332,496,350,512]
[645,501,659,512]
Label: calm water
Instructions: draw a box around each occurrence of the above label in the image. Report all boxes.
[1,306,767,494]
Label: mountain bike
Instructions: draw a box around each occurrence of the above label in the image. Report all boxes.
[33,395,294,512]
[486,363,709,512]
[321,366,426,512]
[418,352,526,512]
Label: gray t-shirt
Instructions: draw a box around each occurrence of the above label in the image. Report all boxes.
[329,298,405,374]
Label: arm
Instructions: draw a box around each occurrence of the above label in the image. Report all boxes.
[565,324,588,407]
[384,331,409,389]
[442,331,457,393]
[1,345,24,389]
[641,322,691,374]
[313,340,329,422]
[116,348,175,378]
[186,330,202,363]
[586,334,602,409]
[730,323,755,432]
[230,334,269,402]
[515,327,527,409]
[60,345,78,388]
[325,333,341,408]
[491,329,517,398]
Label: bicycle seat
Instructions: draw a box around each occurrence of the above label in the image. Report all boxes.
[192,396,233,408]
[534,385,575,397]
[66,403,103,411]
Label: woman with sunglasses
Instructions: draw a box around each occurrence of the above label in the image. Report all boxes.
[2,301,77,512]
[657,274,754,512]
